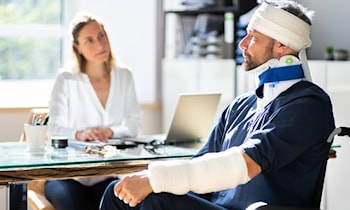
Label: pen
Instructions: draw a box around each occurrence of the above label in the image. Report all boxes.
[42,115,49,125]
[32,115,37,125]
[36,115,42,125]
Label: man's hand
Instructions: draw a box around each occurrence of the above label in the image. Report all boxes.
[75,127,113,142]
[114,170,153,207]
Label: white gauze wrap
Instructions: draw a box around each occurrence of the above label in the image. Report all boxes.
[247,2,312,81]
[148,147,250,195]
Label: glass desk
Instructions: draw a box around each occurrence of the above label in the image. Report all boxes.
[0,140,202,210]
[0,141,201,182]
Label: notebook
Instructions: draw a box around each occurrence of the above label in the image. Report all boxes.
[125,93,221,144]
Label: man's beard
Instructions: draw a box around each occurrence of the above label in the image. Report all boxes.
[241,53,260,71]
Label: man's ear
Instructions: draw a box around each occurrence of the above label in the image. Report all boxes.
[278,42,289,51]
[275,42,296,57]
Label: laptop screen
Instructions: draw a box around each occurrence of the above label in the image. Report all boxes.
[165,93,221,144]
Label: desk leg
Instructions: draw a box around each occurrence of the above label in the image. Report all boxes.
[0,185,9,210]
[9,183,27,210]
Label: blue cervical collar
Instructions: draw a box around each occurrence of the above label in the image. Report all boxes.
[258,64,304,87]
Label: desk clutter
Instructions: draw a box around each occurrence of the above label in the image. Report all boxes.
[84,145,118,157]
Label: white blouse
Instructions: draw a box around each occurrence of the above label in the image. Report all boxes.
[48,66,141,140]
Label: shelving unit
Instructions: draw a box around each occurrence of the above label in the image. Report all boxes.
[161,1,257,131]
[164,8,234,59]
[163,0,257,60]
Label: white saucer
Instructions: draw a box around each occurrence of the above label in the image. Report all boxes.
[25,148,46,154]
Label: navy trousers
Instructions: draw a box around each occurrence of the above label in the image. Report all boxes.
[45,177,115,210]
[99,180,228,210]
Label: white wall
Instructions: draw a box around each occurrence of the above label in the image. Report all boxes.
[69,0,162,103]
[298,0,350,60]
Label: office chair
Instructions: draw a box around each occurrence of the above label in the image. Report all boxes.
[252,127,350,210]
[20,108,55,210]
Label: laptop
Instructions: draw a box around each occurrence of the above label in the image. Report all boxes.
[125,93,221,145]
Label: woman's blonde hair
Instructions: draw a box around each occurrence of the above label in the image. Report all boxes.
[70,12,116,73]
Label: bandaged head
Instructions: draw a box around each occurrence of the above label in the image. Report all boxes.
[247,2,313,81]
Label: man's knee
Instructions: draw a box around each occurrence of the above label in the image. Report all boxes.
[103,180,119,198]
[100,180,120,209]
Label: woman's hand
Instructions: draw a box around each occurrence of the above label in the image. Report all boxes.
[75,127,113,142]
[114,170,153,207]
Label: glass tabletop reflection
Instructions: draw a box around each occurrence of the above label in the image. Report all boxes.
[0,141,201,169]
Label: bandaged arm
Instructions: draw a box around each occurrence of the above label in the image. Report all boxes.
[148,147,253,195]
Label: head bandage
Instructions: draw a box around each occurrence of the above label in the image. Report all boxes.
[247,3,312,81]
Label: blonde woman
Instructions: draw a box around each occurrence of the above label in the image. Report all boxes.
[45,12,141,210]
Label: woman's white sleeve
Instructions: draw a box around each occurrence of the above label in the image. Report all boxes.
[148,147,250,195]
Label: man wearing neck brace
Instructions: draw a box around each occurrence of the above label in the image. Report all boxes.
[100,1,335,209]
